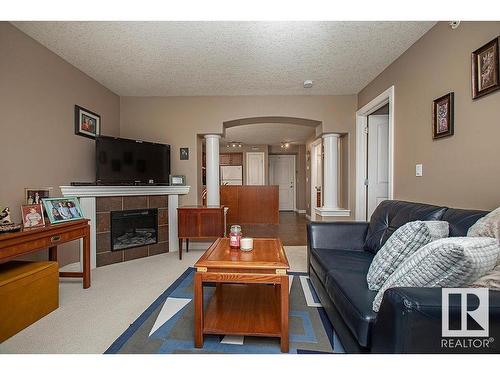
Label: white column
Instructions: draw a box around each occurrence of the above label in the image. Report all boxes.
[168,194,179,252]
[322,133,340,209]
[78,197,96,270]
[205,134,221,207]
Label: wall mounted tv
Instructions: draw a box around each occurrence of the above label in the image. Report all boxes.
[96,136,171,185]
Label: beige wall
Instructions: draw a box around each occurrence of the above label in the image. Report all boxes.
[358,21,500,211]
[120,95,358,210]
[0,22,120,264]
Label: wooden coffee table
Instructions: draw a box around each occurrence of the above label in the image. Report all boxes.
[194,237,290,352]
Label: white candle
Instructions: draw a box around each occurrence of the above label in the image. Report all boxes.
[240,237,253,251]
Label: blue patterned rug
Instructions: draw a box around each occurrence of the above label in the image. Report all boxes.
[105,268,345,354]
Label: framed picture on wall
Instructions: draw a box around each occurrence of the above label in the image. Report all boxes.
[432,92,454,140]
[472,37,500,99]
[180,147,189,160]
[75,105,100,139]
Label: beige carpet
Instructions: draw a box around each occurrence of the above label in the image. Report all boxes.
[0,246,307,354]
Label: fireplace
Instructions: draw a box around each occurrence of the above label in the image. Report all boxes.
[111,208,158,251]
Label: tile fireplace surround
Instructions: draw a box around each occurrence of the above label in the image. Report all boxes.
[60,185,190,269]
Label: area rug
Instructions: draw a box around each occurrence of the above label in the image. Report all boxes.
[105,268,345,354]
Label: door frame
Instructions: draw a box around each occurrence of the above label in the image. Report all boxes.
[309,138,322,216]
[269,154,296,211]
[355,86,395,221]
[245,151,265,185]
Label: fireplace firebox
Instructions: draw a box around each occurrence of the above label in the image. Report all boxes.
[111,209,158,251]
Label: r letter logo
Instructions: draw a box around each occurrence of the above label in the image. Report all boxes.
[442,288,489,337]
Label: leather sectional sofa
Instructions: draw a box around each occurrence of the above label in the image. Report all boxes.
[307,200,500,353]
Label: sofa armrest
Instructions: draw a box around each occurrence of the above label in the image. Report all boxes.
[307,221,369,252]
[372,287,500,353]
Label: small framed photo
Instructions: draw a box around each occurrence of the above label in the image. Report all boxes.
[472,37,500,99]
[180,147,189,160]
[25,187,52,205]
[42,197,84,224]
[432,92,454,140]
[21,204,45,228]
[169,175,186,186]
[75,105,100,139]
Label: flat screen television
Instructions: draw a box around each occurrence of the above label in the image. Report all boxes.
[96,136,171,185]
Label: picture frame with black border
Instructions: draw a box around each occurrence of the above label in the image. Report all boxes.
[472,36,500,100]
[432,92,454,140]
[75,105,101,139]
[180,147,189,160]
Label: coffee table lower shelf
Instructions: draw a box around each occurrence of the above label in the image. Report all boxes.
[203,283,281,337]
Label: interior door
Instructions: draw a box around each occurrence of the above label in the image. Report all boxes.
[245,152,265,185]
[367,114,389,219]
[269,155,295,211]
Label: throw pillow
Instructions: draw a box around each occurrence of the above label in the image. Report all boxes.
[470,265,500,290]
[372,237,500,312]
[468,207,500,241]
[366,220,449,290]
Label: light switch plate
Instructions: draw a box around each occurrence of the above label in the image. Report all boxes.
[416,164,423,177]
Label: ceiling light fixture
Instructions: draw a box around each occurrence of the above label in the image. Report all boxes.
[303,80,313,89]
[226,141,243,148]
[280,142,290,149]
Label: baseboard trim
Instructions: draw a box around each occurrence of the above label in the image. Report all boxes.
[314,207,351,217]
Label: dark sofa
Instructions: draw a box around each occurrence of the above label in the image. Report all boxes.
[307,200,500,353]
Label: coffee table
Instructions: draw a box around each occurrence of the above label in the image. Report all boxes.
[193,237,290,352]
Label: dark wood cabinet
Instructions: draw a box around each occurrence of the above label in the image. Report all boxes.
[177,206,225,260]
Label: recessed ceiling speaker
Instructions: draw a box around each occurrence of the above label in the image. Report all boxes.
[303,80,313,88]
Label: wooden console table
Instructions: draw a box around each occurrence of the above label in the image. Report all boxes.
[177,206,225,260]
[0,219,91,289]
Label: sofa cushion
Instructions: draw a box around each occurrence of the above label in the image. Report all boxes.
[367,220,449,290]
[310,247,374,283]
[323,267,378,347]
[443,208,488,237]
[364,200,447,254]
[372,237,500,312]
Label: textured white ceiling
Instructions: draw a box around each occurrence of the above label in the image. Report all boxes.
[12,21,436,96]
[223,123,315,145]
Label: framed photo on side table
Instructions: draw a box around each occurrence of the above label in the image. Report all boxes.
[169,175,186,186]
[472,37,500,99]
[75,105,100,139]
[42,197,84,224]
[25,187,52,205]
[432,92,454,140]
[21,204,45,228]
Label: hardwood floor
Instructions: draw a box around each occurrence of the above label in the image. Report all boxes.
[238,212,308,246]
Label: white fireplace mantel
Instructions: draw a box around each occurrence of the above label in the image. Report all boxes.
[60,185,190,270]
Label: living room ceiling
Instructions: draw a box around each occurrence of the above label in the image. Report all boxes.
[12,21,435,96]
[222,123,315,145]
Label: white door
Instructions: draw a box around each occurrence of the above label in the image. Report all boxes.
[367,115,389,219]
[246,152,265,185]
[269,155,295,211]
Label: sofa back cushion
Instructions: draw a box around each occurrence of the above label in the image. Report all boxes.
[443,208,489,237]
[364,200,447,254]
